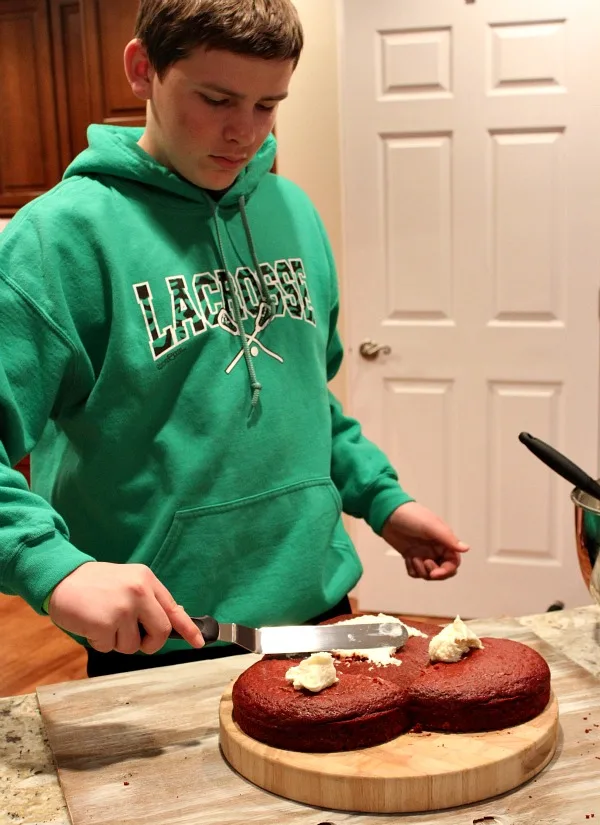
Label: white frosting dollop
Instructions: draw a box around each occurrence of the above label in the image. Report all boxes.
[332,613,427,667]
[285,652,339,692]
[428,616,484,663]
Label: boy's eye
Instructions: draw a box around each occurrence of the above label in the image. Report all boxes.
[198,93,277,112]
[200,93,228,106]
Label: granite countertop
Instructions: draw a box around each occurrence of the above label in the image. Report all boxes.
[1,604,599,825]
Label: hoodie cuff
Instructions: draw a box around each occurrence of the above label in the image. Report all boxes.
[367,484,414,536]
[5,533,96,614]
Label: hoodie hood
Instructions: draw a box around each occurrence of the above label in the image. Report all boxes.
[63,124,278,210]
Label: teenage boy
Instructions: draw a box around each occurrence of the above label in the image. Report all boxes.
[0,0,468,677]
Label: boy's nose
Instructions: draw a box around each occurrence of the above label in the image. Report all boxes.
[224,112,256,146]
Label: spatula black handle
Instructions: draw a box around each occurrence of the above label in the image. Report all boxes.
[518,432,600,500]
[168,614,219,643]
[139,615,219,644]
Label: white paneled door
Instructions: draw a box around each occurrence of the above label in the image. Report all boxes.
[338,0,600,617]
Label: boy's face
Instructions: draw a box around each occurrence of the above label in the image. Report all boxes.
[126,43,294,190]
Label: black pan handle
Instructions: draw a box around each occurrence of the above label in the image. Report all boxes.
[518,432,600,500]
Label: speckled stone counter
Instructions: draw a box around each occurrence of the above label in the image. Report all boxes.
[520,604,600,678]
[0,692,68,825]
[1,604,599,825]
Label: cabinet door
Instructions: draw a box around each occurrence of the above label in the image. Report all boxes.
[49,0,91,171]
[0,0,61,217]
[81,0,146,128]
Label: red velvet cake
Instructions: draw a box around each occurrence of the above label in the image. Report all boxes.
[231,614,552,752]
[408,637,551,732]
[231,656,410,753]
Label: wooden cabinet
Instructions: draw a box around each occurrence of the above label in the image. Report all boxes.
[82,0,145,129]
[50,0,93,169]
[2,0,142,475]
[0,0,277,219]
[0,0,144,218]
[0,0,62,217]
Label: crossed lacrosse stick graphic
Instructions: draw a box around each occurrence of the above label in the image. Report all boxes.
[219,301,284,375]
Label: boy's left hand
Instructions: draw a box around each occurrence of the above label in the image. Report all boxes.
[381,502,469,581]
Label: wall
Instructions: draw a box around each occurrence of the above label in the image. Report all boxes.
[274,0,347,406]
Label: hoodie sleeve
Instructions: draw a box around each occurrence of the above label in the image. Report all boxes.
[314,215,414,534]
[0,214,97,613]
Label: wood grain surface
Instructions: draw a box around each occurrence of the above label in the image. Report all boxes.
[36,620,600,825]
[219,690,558,813]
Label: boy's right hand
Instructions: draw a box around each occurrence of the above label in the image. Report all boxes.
[48,562,205,655]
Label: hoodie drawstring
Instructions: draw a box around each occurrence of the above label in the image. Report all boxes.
[212,195,276,409]
[238,196,277,317]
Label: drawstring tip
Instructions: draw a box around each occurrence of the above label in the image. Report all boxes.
[251,382,262,408]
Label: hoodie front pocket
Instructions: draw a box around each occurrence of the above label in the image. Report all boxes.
[149,477,361,629]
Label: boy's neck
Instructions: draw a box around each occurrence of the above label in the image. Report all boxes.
[204,186,231,201]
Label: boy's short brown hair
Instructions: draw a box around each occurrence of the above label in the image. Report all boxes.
[135,0,304,78]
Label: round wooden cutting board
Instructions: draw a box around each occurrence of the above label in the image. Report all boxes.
[219,687,559,813]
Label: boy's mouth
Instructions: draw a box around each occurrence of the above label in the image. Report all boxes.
[210,155,247,170]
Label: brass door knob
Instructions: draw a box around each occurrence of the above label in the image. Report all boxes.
[359,339,392,360]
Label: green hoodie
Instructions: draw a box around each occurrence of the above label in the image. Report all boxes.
[0,125,412,652]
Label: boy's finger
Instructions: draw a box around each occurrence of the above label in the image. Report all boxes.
[162,602,204,648]
[87,631,117,653]
[423,559,438,576]
[169,607,205,648]
[412,557,428,579]
[115,621,143,655]
[429,560,458,580]
[137,601,173,654]
[152,579,204,648]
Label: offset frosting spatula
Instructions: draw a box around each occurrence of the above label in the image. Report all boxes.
[168,615,409,655]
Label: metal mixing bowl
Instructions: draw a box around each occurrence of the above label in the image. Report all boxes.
[572,486,600,605]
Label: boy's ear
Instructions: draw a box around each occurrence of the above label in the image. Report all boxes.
[124,39,155,100]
